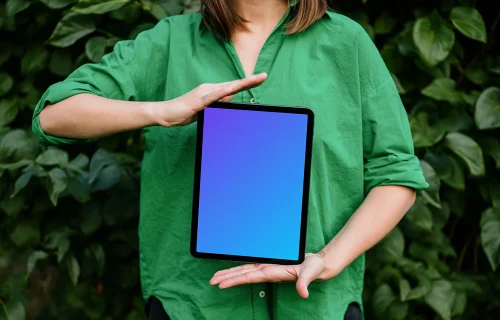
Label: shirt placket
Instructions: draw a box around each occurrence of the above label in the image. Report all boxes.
[223,13,288,106]
[251,283,272,320]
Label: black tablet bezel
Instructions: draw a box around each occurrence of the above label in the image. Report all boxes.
[190,102,314,265]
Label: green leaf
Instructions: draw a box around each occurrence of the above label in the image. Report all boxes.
[399,275,431,301]
[426,153,465,190]
[486,56,500,75]
[349,12,374,40]
[374,12,396,35]
[0,44,11,66]
[69,153,90,169]
[57,238,70,263]
[85,36,108,62]
[11,165,44,197]
[26,250,48,278]
[450,6,487,43]
[381,44,403,73]
[2,300,25,320]
[72,0,131,14]
[390,73,406,94]
[80,201,101,235]
[41,0,75,9]
[89,149,121,191]
[183,0,200,14]
[431,203,450,230]
[66,253,80,286]
[487,181,500,209]
[92,244,105,276]
[129,23,155,39]
[0,195,24,216]
[405,197,433,230]
[462,90,480,106]
[399,279,410,301]
[465,67,489,85]
[47,12,96,48]
[425,280,456,320]
[6,0,30,17]
[480,136,500,169]
[409,242,438,265]
[49,49,73,77]
[0,97,19,127]
[67,172,90,202]
[388,301,408,320]
[480,208,500,271]
[376,226,405,263]
[444,132,485,176]
[9,223,39,247]
[0,73,14,97]
[395,22,419,56]
[36,147,69,166]
[415,57,451,78]
[420,160,441,208]
[410,112,445,148]
[140,0,187,19]
[110,2,141,21]
[421,78,463,104]
[48,167,68,206]
[450,274,482,295]
[92,164,121,191]
[475,87,500,130]
[0,160,33,171]
[372,284,394,318]
[451,291,467,316]
[413,13,455,67]
[21,46,50,74]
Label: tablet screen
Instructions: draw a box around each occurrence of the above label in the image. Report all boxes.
[194,105,311,262]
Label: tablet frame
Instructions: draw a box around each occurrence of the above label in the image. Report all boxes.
[190,102,314,265]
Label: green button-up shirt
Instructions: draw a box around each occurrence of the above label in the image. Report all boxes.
[32,8,428,320]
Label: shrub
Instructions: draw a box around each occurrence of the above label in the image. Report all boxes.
[0,0,499,319]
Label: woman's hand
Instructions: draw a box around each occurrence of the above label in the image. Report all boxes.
[145,73,267,127]
[210,253,338,298]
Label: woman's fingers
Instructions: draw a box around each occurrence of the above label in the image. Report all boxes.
[213,264,261,277]
[219,95,234,102]
[227,73,267,95]
[197,73,267,107]
[210,266,261,285]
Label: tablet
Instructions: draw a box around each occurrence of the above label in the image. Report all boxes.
[191,102,314,265]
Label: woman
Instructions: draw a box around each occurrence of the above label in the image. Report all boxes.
[32,0,428,319]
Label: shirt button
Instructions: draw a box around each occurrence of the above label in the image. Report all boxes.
[259,291,265,298]
[250,98,256,104]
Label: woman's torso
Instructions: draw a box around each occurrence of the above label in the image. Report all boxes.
[138,11,367,320]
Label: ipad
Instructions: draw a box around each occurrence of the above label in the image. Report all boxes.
[191,102,314,265]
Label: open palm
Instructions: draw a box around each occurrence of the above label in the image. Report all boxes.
[210,253,327,298]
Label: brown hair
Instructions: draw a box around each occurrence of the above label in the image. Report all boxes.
[201,0,328,40]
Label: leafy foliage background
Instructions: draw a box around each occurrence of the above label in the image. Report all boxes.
[0,0,499,319]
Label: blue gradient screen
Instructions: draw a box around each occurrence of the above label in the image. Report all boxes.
[196,107,309,261]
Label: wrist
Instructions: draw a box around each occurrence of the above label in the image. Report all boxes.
[142,101,168,127]
[317,245,346,280]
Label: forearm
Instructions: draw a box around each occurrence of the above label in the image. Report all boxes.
[38,94,160,139]
[319,185,416,278]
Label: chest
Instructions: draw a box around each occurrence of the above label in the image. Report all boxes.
[231,31,269,77]
[158,32,362,153]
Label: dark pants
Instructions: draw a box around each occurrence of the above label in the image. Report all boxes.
[145,296,362,320]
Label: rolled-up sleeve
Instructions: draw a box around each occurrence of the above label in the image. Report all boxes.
[356,27,428,194]
[32,20,170,146]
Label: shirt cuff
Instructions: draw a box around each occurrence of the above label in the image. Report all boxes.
[364,153,429,194]
[32,81,99,147]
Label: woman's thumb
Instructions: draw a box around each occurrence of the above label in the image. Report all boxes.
[296,270,314,299]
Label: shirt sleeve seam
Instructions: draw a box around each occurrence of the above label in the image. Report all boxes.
[356,27,393,99]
